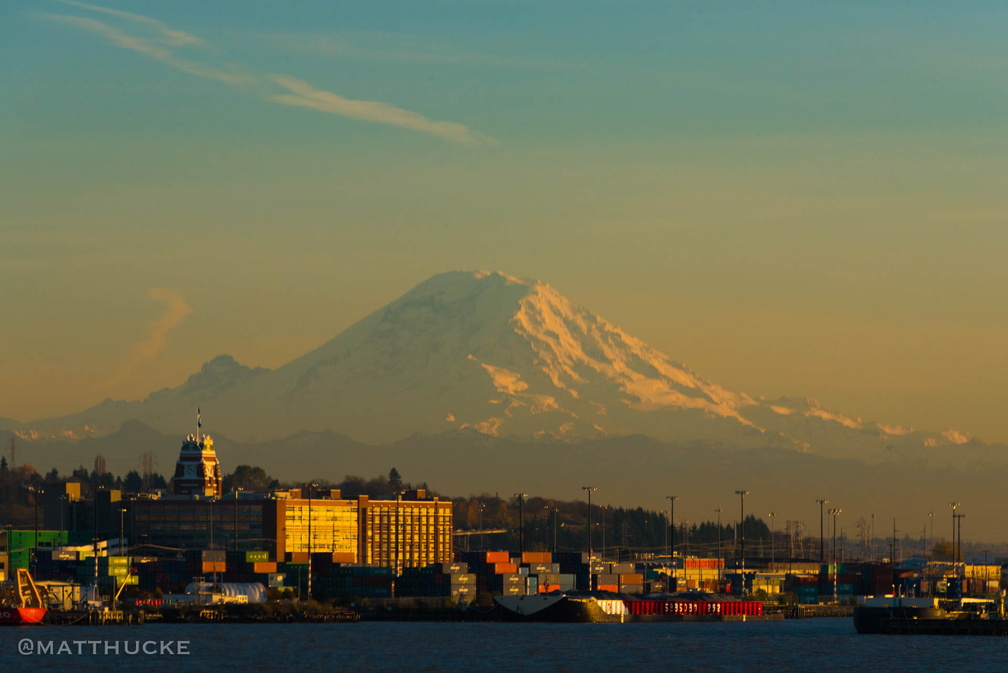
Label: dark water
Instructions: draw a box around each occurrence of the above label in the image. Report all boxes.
[1,618,1002,672]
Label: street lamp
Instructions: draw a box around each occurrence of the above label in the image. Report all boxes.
[582,486,597,558]
[714,507,723,590]
[666,496,679,562]
[816,499,829,564]
[735,490,749,593]
[233,487,244,553]
[514,493,527,555]
[870,513,876,564]
[478,502,485,552]
[119,507,126,557]
[829,508,842,602]
[29,486,43,576]
[954,513,966,581]
[552,506,559,556]
[949,502,960,567]
[768,511,776,566]
[601,505,609,562]
[928,511,934,561]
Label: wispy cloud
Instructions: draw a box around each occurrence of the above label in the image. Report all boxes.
[59,0,204,47]
[104,288,192,389]
[270,75,497,147]
[49,14,250,84]
[47,1,494,146]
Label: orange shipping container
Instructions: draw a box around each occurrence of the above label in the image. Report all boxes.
[491,563,518,575]
[252,562,277,573]
[484,551,510,564]
[596,584,619,592]
[521,552,552,564]
[619,574,644,585]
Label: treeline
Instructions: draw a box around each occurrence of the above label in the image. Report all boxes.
[451,493,771,559]
[1,459,783,559]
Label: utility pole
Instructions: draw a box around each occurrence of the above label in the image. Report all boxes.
[829,508,841,602]
[949,502,960,566]
[816,499,829,564]
[715,507,723,590]
[735,490,749,595]
[514,493,527,556]
[582,486,597,558]
[768,511,776,567]
[666,496,679,563]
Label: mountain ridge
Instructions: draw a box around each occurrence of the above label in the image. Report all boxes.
[3,270,996,467]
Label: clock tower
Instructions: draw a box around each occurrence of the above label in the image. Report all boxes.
[172,409,224,498]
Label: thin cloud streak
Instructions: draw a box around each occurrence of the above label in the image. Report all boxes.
[104,288,192,389]
[269,75,498,147]
[48,3,495,146]
[59,0,204,46]
[49,14,250,84]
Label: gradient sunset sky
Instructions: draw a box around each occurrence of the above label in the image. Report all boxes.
[3,1,1007,443]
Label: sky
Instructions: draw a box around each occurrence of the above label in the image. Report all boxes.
[3,0,1008,444]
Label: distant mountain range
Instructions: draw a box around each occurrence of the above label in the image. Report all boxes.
[7,271,999,464]
[5,270,1007,539]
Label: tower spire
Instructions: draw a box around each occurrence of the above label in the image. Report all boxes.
[197,407,202,443]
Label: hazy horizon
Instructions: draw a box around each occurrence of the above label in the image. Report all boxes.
[4,1,1007,445]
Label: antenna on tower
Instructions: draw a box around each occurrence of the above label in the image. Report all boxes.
[197,407,202,444]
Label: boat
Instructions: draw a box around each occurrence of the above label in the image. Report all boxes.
[0,569,47,625]
[854,595,1008,635]
[493,591,768,623]
[493,593,622,622]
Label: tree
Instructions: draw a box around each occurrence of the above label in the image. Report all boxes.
[225,465,275,492]
[388,467,402,490]
[123,470,143,493]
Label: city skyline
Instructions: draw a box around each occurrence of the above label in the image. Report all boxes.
[3,1,1008,445]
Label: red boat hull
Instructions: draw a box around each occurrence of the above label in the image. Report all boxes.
[0,607,47,625]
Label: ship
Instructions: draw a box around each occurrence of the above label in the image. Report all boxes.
[853,595,1008,635]
[0,569,48,625]
[493,591,769,623]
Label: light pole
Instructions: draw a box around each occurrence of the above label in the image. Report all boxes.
[928,511,934,561]
[666,496,679,563]
[582,486,597,558]
[29,486,42,576]
[816,499,829,564]
[478,503,485,552]
[768,511,776,566]
[601,505,609,562]
[954,513,965,581]
[949,501,960,566]
[829,508,841,602]
[514,493,527,555]
[552,507,559,555]
[735,490,749,594]
[233,487,244,553]
[870,513,876,564]
[119,507,126,556]
[715,507,723,590]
